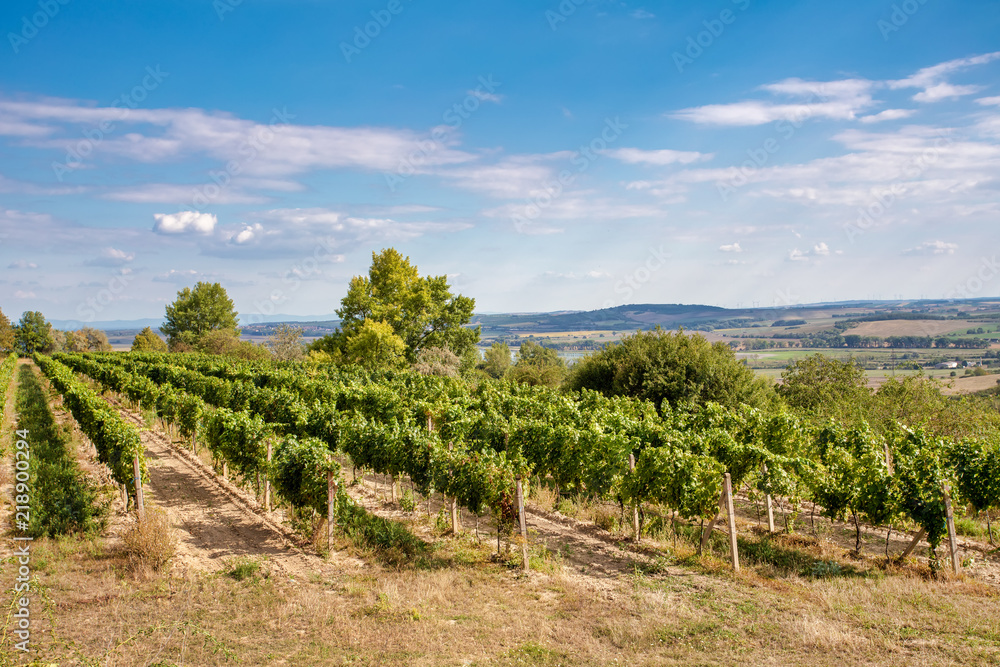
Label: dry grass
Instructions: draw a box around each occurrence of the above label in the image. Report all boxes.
[845,319,976,337]
[121,506,176,574]
[2,523,999,666]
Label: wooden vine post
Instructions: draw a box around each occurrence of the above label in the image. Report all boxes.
[943,484,961,575]
[762,463,775,533]
[264,440,273,512]
[723,472,740,572]
[516,476,529,571]
[327,470,338,555]
[629,452,640,543]
[449,443,459,534]
[899,528,927,561]
[133,453,145,521]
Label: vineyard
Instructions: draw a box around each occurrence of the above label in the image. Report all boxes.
[32,349,1000,571]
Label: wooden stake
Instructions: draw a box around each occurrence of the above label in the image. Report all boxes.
[629,452,639,543]
[899,527,927,560]
[222,461,228,480]
[451,496,459,534]
[724,472,740,572]
[516,476,529,571]
[944,485,961,575]
[390,474,397,503]
[327,470,337,555]
[133,454,145,521]
[264,440,272,512]
[762,464,775,533]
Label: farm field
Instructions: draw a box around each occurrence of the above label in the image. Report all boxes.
[2,351,1000,665]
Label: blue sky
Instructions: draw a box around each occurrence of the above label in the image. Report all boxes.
[2,0,999,324]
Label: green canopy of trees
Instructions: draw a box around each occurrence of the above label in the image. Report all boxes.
[160,282,239,350]
[14,311,54,355]
[509,340,565,388]
[132,326,168,352]
[565,327,775,411]
[315,248,479,366]
[0,308,14,352]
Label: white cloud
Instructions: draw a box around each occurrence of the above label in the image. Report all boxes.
[606,147,712,166]
[888,52,1000,102]
[85,247,135,267]
[976,96,1000,107]
[469,89,503,104]
[230,223,265,245]
[913,83,983,103]
[152,211,217,235]
[674,77,877,126]
[152,269,203,283]
[902,240,958,256]
[813,242,830,256]
[104,183,270,205]
[788,249,807,262]
[7,260,38,269]
[719,243,743,252]
[13,290,36,298]
[630,9,654,19]
[859,109,915,123]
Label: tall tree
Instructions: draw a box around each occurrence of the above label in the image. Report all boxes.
[0,308,14,352]
[265,324,305,361]
[14,311,54,354]
[778,354,871,424]
[481,341,512,379]
[160,282,239,349]
[509,340,566,388]
[132,326,168,352]
[334,248,479,362]
[565,327,775,411]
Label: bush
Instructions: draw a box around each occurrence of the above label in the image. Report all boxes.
[122,507,176,572]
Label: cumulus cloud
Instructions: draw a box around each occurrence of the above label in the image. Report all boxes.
[719,243,743,252]
[85,247,135,267]
[902,240,958,256]
[229,223,265,245]
[813,242,830,256]
[152,211,217,235]
[13,290,36,298]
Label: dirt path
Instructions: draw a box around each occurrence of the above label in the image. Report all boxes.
[107,397,362,579]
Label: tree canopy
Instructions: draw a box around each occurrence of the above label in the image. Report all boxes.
[132,326,168,352]
[778,354,871,425]
[481,341,512,379]
[509,340,566,388]
[565,327,775,411]
[326,248,479,364]
[0,308,14,352]
[14,311,54,355]
[160,282,239,349]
